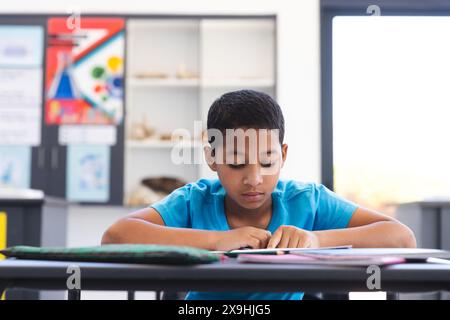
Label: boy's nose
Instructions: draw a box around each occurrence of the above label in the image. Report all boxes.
[243,165,263,186]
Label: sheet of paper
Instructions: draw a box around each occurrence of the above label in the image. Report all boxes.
[0,26,44,145]
[66,145,110,202]
[59,125,117,145]
[211,245,352,256]
[0,146,31,188]
[237,253,406,266]
[299,248,450,258]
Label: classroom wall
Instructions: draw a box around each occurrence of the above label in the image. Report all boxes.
[1,0,322,244]
[0,0,322,183]
[1,0,322,300]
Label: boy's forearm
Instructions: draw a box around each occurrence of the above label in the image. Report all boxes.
[102,218,220,250]
[313,221,417,248]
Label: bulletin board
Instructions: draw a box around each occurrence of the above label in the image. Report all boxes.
[0,26,43,146]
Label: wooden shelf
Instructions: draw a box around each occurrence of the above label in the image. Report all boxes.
[127,77,274,88]
[201,78,275,88]
[127,78,199,88]
[126,139,203,149]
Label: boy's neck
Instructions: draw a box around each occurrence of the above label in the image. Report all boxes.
[224,195,273,230]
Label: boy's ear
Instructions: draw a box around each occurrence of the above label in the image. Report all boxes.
[204,146,217,171]
[281,143,288,167]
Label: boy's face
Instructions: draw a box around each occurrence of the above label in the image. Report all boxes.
[205,128,288,210]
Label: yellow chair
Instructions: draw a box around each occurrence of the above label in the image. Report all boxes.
[0,212,7,300]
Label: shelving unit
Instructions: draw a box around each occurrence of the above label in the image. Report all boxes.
[124,17,276,206]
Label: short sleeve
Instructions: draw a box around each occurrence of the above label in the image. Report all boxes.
[150,184,191,228]
[312,184,357,230]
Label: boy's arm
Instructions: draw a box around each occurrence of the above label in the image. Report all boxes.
[101,208,217,250]
[101,208,271,251]
[313,207,417,248]
[268,207,416,249]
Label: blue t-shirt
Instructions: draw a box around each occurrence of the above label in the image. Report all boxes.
[151,179,357,300]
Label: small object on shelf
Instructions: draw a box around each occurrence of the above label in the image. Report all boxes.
[128,77,199,87]
[127,176,187,207]
[201,129,209,143]
[159,133,172,141]
[159,131,190,141]
[127,184,166,207]
[134,71,169,79]
[129,116,156,140]
[176,63,198,80]
[142,177,186,194]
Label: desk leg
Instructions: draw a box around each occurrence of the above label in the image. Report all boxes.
[127,291,135,300]
[68,289,81,300]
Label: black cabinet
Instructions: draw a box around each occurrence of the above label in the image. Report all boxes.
[30,125,124,205]
[0,193,68,299]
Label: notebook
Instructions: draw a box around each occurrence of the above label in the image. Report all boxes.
[296,248,450,262]
[213,245,352,258]
[237,248,450,266]
[237,253,406,266]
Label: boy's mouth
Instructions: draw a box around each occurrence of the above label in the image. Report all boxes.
[241,191,265,202]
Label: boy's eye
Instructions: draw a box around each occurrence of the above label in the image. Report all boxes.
[228,164,246,169]
[228,162,274,169]
[261,162,274,168]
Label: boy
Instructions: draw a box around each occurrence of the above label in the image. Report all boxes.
[102,90,416,300]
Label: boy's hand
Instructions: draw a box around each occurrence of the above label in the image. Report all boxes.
[214,227,272,251]
[267,225,320,248]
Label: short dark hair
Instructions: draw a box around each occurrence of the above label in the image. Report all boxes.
[207,89,285,144]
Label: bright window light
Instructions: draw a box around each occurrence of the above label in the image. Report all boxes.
[333,16,450,214]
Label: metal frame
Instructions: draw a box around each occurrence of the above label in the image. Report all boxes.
[320,0,450,190]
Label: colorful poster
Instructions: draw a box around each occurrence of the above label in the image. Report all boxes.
[66,145,110,202]
[0,146,31,188]
[0,26,43,145]
[46,18,124,125]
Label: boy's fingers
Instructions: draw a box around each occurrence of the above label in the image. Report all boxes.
[247,237,261,249]
[288,235,300,248]
[277,234,290,248]
[267,229,283,248]
[255,231,272,248]
[257,235,270,249]
[298,236,313,248]
[250,229,271,248]
[297,236,307,248]
[257,229,272,240]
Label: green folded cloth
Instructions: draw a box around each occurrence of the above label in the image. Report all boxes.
[0,244,219,265]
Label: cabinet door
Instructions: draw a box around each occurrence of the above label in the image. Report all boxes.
[108,125,125,205]
[45,126,67,199]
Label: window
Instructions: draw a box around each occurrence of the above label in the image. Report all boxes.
[332,16,450,214]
